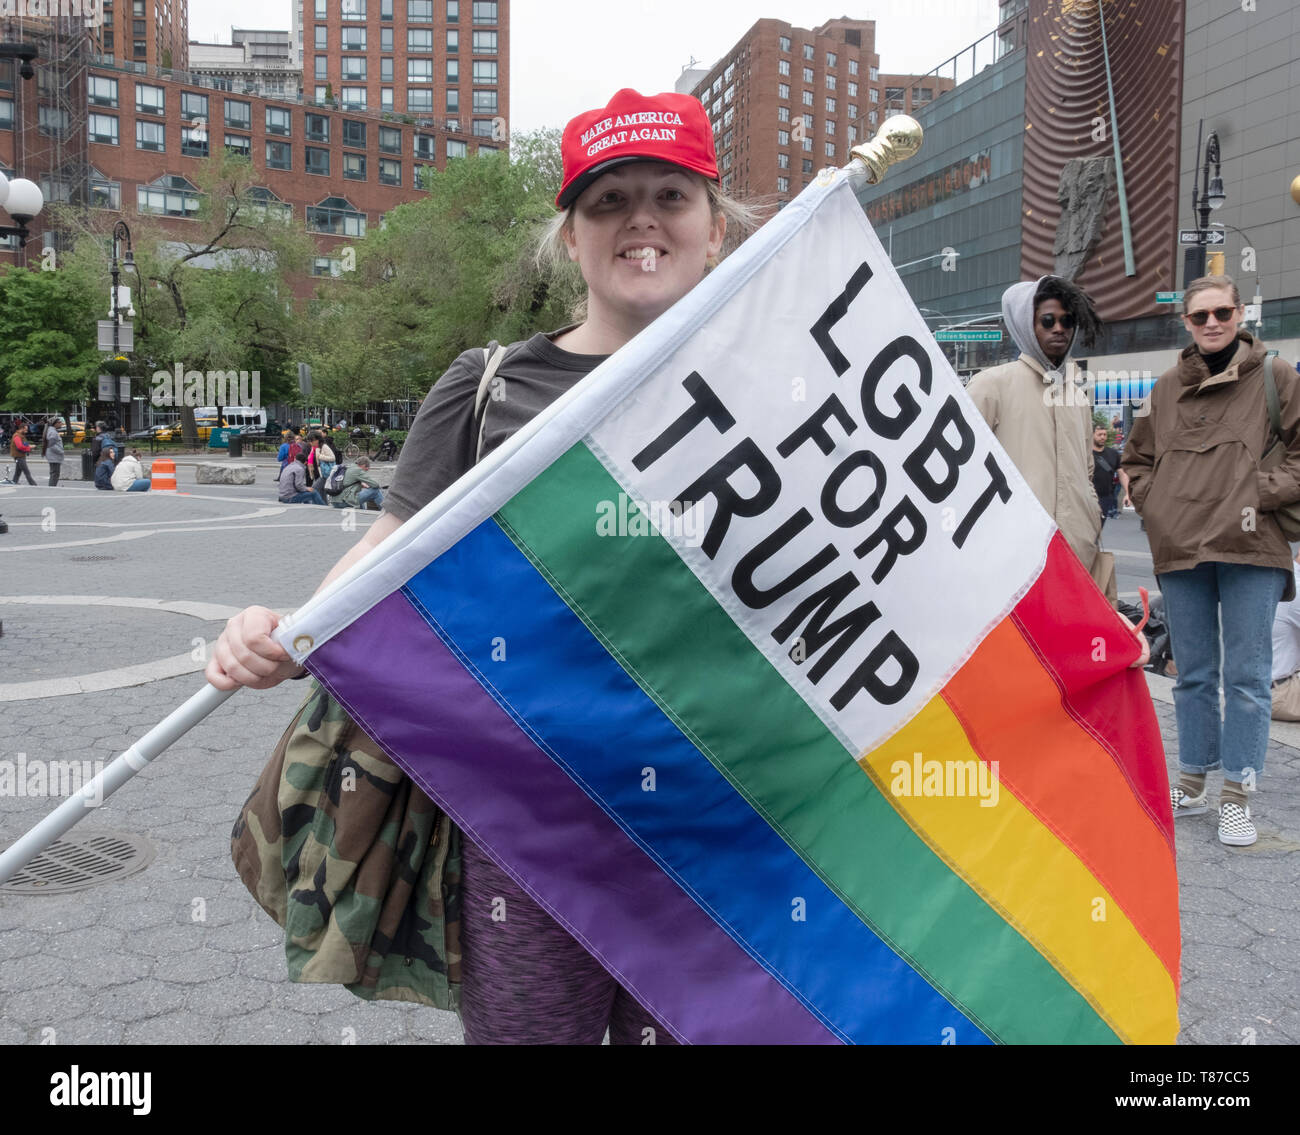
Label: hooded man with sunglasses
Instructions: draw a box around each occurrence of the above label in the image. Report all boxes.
[965,275,1107,581]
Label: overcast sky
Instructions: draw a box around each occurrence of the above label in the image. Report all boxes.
[194,0,1001,132]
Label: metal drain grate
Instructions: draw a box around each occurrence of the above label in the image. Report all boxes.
[70,555,118,563]
[0,830,155,894]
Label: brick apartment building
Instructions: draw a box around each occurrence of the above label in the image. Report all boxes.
[0,1,506,281]
[678,16,951,213]
[293,0,508,140]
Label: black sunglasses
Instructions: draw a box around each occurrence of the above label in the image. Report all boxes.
[1038,312,1075,330]
[1186,306,1238,326]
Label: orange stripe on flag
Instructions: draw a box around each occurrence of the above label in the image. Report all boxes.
[941,619,1180,988]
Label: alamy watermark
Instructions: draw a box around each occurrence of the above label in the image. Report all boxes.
[0,753,106,807]
[889,752,1000,808]
[151,363,261,409]
[1,1,104,25]
[595,492,705,545]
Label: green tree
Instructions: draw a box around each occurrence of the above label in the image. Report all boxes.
[61,151,315,443]
[300,142,584,414]
[0,263,101,418]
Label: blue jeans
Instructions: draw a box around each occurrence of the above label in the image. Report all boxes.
[331,487,383,509]
[1159,562,1288,785]
[126,478,150,492]
[283,490,324,505]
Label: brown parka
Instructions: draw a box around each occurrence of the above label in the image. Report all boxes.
[1121,331,1300,601]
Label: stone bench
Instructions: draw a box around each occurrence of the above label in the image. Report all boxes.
[195,462,256,486]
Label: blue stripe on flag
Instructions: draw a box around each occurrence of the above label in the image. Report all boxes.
[401,517,992,1045]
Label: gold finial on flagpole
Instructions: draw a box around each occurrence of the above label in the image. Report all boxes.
[849,115,924,184]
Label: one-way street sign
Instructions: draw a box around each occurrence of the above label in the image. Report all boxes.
[1179,229,1225,246]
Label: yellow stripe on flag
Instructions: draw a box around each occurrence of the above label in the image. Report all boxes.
[859,696,1178,1045]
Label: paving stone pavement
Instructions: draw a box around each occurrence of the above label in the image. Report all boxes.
[1,480,1297,1044]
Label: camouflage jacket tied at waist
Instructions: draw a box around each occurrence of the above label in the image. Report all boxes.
[231,681,463,1010]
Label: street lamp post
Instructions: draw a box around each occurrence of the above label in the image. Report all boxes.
[0,42,44,252]
[109,221,135,432]
[1184,119,1226,288]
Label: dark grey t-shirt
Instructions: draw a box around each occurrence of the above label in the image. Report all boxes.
[385,329,608,521]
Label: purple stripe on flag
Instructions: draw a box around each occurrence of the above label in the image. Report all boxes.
[306,590,838,1045]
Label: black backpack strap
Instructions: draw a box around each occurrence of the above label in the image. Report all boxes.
[473,340,510,462]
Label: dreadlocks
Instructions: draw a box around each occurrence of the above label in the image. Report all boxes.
[1034,276,1104,351]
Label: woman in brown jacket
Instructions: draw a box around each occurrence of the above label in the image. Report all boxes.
[1122,275,1300,847]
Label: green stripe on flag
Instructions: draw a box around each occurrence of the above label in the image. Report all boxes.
[496,442,1119,1045]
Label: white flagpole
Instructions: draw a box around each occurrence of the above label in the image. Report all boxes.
[0,683,237,886]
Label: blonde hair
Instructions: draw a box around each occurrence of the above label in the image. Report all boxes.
[1184,274,1242,310]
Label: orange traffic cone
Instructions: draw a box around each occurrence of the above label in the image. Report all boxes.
[150,458,178,492]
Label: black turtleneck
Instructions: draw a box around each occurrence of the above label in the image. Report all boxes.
[1200,340,1238,376]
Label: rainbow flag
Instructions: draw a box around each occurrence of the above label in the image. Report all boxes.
[278,170,1180,1044]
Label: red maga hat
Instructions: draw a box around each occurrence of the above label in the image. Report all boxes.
[556,88,720,209]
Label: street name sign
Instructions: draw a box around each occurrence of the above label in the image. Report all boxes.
[934,329,1003,342]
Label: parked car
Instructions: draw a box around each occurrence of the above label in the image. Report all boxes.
[128,423,179,442]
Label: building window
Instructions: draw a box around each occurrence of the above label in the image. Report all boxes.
[803,113,813,129]
[225,99,251,129]
[315,0,326,13]
[382,87,394,110]
[916,87,933,103]
[826,97,836,113]
[0,97,11,130]
[777,129,789,145]
[88,113,118,144]
[473,30,497,52]
[315,86,329,101]
[849,59,859,76]
[224,133,251,157]
[312,256,344,277]
[826,120,836,135]
[315,26,327,49]
[447,59,459,82]
[341,57,367,79]
[779,35,791,52]
[381,57,394,81]
[90,169,120,209]
[870,88,879,102]
[447,0,459,17]
[777,152,789,169]
[138,174,200,218]
[305,145,330,175]
[827,52,837,68]
[777,105,789,123]
[826,75,836,91]
[89,76,118,107]
[848,104,857,120]
[778,60,789,76]
[472,118,495,137]
[379,157,401,185]
[408,28,432,51]
[802,89,812,107]
[182,92,208,122]
[777,176,789,192]
[135,83,164,114]
[307,196,366,236]
[381,27,394,50]
[343,119,366,148]
[413,133,436,159]
[803,66,814,83]
[802,43,814,60]
[340,88,368,109]
[381,0,393,17]
[136,119,164,150]
[266,106,291,135]
[315,55,327,80]
[778,82,789,100]
[408,0,432,19]
[802,158,813,173]
[408,88,433,112]
[447,29,459,53]
[379,125,401,153]
[848,80,858,97]
[342,27,367,50]
[869,65,879,81]
[266,139,291,169]
[447,139,467,158]
[305,113,329,142]
[868,110,878,126]
[472,61,497,83]
[39,104,69,137]
[848,124,858,145]
[472,0,496,21]
[133,39,146,58]
[446,89,459,113]
[802,136,812,152]
[344,153,366,180]
[472,89,496,113]
[181,125,208,157]
[341,0,366,18]
[408,59,433,81]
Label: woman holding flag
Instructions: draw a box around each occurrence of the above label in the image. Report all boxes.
[210,90,754,1043]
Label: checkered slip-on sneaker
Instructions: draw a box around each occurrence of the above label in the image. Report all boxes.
[1171,785,1210,818]
[1218,802,1257,847]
